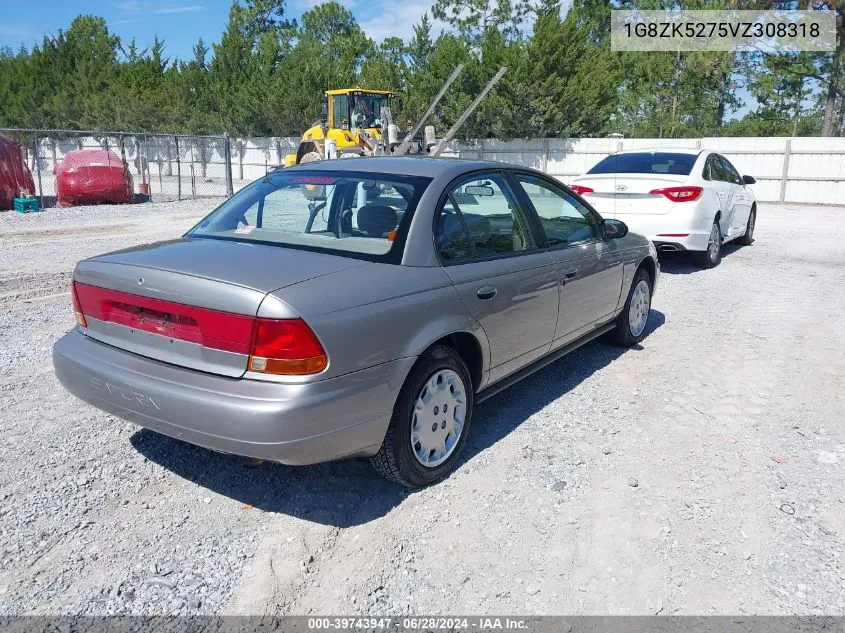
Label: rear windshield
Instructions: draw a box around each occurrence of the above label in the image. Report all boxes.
[187,170,431,262]
[587,152,697,176]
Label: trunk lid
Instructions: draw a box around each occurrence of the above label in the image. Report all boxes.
[73,238,367,377]
[572,173,688,217]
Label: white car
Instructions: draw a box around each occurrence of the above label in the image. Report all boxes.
[569,148,757,268]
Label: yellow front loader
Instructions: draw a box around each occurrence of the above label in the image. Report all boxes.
[284,88,403,166]
[284,66,506,166]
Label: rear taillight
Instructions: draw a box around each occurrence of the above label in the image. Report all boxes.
[649,186,703,202]
[248,318,328,376]
[570,185,594,196]
[71,281,87,327]
[73,281,328,376]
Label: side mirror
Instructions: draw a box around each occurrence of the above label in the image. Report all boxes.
[603,218,628,240]
[742,175,756,185]
[320,95,328,123]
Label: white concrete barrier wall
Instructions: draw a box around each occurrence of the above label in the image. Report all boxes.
[411,136,845,205]
[23,134,845,205]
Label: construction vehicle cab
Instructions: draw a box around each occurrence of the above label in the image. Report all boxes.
[285,89,396,166]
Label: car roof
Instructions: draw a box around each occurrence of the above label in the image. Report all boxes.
[614,147,703,156]
[283,156,524,180]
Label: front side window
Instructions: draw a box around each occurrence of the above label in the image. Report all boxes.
[349,93,390,131]
[514,174,599,246]
[436,172,536,262]
[188,171,430,262]
[332,95,349,129]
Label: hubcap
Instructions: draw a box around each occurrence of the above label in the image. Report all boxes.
[410,369,466,468]
[708,223,720,261]
[628,279,651,337]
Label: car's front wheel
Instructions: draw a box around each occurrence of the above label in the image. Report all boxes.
[694,219,722,269]
[371,345,474,487]
[610,267,652,347]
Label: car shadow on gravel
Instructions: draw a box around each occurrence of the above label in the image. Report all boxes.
[458,309,665,469]
[131,310,665,528]
[658,244,744,274]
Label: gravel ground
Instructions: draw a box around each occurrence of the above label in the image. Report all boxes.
[0,201,843,616]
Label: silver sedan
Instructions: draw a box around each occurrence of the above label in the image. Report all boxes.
[53,157,659,487]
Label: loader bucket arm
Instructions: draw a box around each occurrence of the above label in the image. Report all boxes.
[394,64,464,157]
[431,67,507,158]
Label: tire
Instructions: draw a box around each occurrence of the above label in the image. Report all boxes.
[371,345,474,487]
[694,219,722,269]
[610,267,652,347]
[736,206,756,246]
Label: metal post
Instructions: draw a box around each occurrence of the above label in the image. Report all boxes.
[134,138,142,175]
[33,133,43,208]
[432,67,507,158]
[190,141,197,197]
[477,139,485,160]
[50,139,57,175]
[275,139,282,165]
[238,140,244,181]
[175,136,182,201]
[166,140,173,176]
[142,135,150,201]
[224,133,234,196]
[200,138,207,179]
[541,138,549,173]
[779,139,792,203]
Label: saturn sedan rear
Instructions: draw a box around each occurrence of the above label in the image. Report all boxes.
[54,157,658,487]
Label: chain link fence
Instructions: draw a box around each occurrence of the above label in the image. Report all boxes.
[0,128,234,208]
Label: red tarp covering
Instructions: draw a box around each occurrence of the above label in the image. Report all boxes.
[0,134,35,210]
[56,149,134,206]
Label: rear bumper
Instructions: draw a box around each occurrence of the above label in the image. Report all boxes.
[614,207,712,252]
[53,329,414,465]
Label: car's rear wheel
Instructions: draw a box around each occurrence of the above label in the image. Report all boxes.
[371,345,474,487]
[610,267,652,347]
[736,206,756,246]
[694,219,722,269]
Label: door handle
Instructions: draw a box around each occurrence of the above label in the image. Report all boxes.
[476,286,497,300]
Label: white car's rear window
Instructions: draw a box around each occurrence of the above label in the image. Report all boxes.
[588,152,697,176]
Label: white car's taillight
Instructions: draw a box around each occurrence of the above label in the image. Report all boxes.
[649,186,703,202]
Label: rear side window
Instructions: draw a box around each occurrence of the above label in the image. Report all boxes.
[708,155,732,183]
[188,170,431,263]
[718,155,742,184]
[588,152,697,176]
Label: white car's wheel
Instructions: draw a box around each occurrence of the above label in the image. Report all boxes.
[737,206,756,246]
[694,220,722,269]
